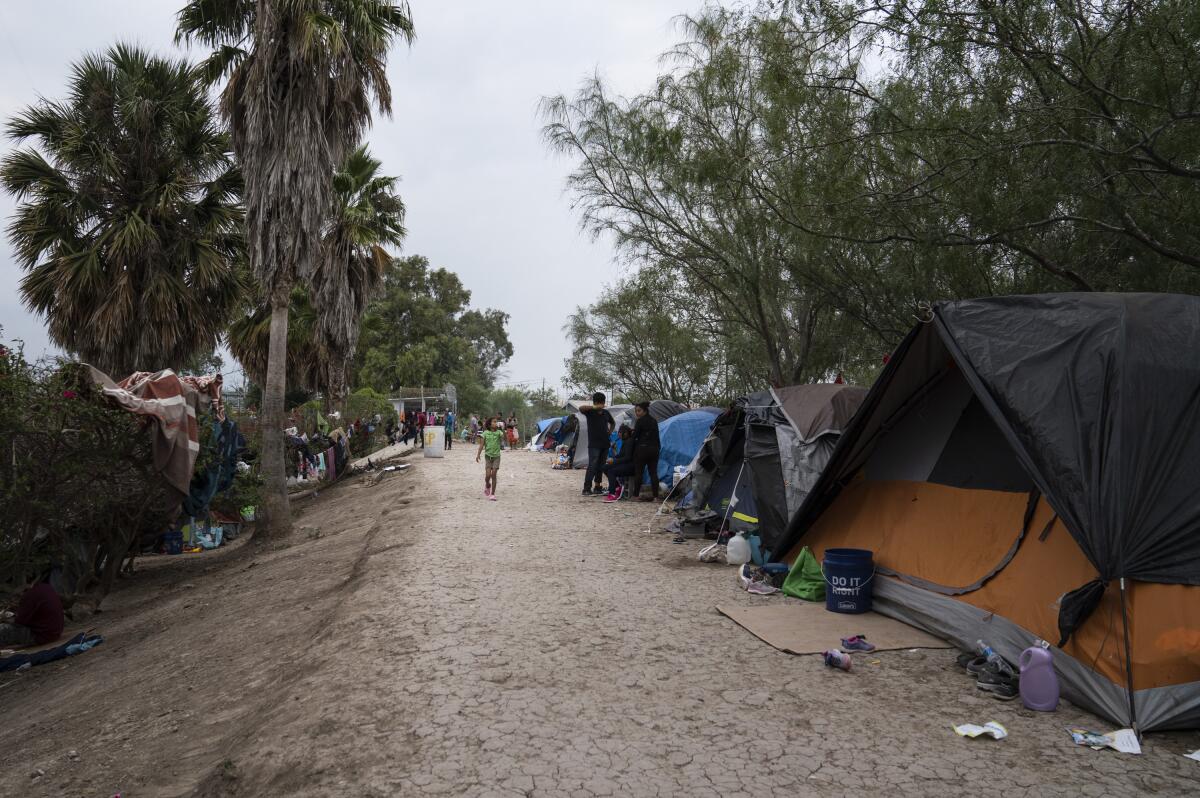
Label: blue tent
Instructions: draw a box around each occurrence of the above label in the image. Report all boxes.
[536,417,557,433]
[653,409,721,486]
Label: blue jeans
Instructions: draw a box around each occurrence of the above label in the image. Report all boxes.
[584,447,606,490]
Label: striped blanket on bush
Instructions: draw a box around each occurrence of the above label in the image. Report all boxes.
[86,367,224,497]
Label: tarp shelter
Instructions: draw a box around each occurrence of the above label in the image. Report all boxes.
[682,384,866,557]
[653,409,721,487]
[533,405,634,467]
[777,293,1200,731]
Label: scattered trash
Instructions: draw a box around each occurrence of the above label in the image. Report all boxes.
[1066,727,1141,754]
[868,659,881,665]
[954,721,1008,740]
[697,543,726,563]
[1107,729,1142,755]
[1184,749,1200,763]
[822,649,852,671]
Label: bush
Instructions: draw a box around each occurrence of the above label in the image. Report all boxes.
[0,346,177,606]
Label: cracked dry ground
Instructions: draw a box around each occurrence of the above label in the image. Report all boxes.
[3,448,1199,797]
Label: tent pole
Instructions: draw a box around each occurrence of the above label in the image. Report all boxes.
[1118,577,1139,738]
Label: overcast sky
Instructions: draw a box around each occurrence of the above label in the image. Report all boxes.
[0,1,703,394]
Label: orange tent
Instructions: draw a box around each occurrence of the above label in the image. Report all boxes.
[778,294,1200,731]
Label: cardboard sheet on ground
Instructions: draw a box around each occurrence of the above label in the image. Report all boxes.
[716,602,950,655]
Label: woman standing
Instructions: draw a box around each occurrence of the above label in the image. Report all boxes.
[630,402,661,502]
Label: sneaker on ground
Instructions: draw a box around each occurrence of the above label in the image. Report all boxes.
[977,668,1019,700]
[488,494,498,502]
[581,488,593,496]
[965,655,989,675]
[840,635,876,652]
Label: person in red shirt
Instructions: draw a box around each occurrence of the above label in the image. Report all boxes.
[1,574,64,647]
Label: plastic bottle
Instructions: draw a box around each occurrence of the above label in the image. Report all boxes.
[1019,641,1060,711]
[726,532,751,566]
[976,639,1014,675]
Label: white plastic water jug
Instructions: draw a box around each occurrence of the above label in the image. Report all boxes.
[672,465,687,488]
[726,532,751,566]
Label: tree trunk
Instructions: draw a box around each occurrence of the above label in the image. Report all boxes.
[258,294,292,537]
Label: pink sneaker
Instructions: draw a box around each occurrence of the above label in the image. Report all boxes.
[483,489,491,498]
[488,494,498,501]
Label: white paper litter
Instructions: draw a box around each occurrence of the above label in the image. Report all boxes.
[954,722,1008,740]
[1183,749,1200,762]
[1105,729,1142,755]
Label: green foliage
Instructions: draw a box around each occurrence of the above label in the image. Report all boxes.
[545,1,1200,393]
[1,44,245,377]
[0,338,178,603]
[227,145,405,398]
[344,387,398,426]
[564,269,735,405]
[353,254,514,399]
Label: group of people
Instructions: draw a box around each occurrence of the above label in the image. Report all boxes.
[579,394,661,502]
[464,413,522,448]
[390,409,455,450]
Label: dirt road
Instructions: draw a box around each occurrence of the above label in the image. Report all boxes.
[2,446,1197,796]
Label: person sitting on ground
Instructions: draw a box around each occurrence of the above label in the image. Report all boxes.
[630,401,662,502]
[475,417,504,501]
[0,570,64,648]
[602,425,636,501]
[578,392,615,495]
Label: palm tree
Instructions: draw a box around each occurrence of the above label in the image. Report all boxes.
[226,285,321,391]
[313,144,407,399]
[1,44,244,377]
[177,0,415,535]
[225,145,405,401]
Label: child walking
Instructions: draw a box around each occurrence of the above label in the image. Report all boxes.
[475,417,503,501]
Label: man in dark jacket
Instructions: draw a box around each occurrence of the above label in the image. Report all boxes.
[630,401,662,501]
[578,392,615,495]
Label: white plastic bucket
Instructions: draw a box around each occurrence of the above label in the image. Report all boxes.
[423,426,445,458]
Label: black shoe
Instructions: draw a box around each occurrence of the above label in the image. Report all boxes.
[965,655,989,675]
[977,665,1019,700]
[582,488,593,496]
